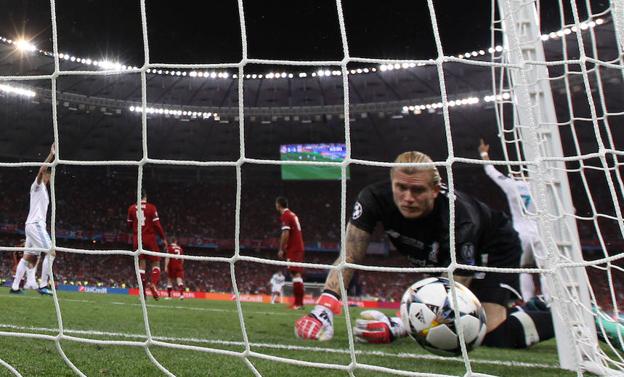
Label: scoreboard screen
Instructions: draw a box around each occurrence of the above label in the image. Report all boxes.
[280,144,349,180]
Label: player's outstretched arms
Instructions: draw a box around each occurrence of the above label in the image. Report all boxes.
[354,310,406,344]
[295,223,370,341]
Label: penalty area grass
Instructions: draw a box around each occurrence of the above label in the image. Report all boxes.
[0,290,577,376]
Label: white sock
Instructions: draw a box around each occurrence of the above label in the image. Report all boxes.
[520,273,536,301]
[12,259,29,290]
[26,267,37,288]
[40,254,54,288]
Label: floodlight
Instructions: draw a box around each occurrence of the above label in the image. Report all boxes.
[15,39,37,52]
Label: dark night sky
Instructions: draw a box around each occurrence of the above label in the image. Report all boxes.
[0,0,608,67]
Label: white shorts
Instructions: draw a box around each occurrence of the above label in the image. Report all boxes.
[24,222,52,256]
[271,288,283,294]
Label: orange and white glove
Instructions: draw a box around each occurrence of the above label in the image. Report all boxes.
[295,293,342,341]
[353,310,406,344]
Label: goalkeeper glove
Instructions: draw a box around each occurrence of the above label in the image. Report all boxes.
[353,310,407,344]
[295,292,341,341]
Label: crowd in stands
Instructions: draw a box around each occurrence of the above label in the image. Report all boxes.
[0,168,344,244]
[1,166,623,309]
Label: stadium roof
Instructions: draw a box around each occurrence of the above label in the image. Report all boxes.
[1,0,606,64]
[0,2,620,164]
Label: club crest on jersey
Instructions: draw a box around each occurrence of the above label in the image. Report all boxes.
[352,202,363,220]
[460,243,475,265]
[428,242,439,263]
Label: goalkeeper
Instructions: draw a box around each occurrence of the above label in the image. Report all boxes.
[295,151,554,349]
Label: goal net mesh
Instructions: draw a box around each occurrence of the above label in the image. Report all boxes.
[0,0,623,376]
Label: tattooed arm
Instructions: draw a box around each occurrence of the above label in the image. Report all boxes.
[324,223,371,296]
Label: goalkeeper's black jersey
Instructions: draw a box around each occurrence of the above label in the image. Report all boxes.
[349,180,521,275]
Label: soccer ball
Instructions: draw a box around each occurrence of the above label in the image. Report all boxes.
[399,277,487,356]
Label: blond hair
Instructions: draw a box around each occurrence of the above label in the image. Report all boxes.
[390,151,441,186]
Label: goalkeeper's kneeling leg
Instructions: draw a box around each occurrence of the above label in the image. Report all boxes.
[483,309,554,348]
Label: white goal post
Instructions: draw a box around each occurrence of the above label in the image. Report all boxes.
[498,0,623,375]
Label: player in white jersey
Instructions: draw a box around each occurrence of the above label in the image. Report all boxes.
[269,271,286,304]
[10,144,55,295]
[479,139,545,301]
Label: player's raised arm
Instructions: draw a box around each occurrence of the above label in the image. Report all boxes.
[36,143,55,185]
[479,138,514,191]
[478,138,490,161]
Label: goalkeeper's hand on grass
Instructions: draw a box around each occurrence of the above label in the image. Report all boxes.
[295,310,334,341]
[295,292,342,341]
[353,310,406,344]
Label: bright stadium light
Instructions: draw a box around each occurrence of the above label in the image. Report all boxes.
[0,84,36,98]
[0,16,607,82]
[15,39,37,52]
[129,105,218,120]
[99,60,122,70]
[403,96,480,115]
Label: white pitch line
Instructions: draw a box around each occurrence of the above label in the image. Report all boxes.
[61,299,92,303]
[0,323,559,370]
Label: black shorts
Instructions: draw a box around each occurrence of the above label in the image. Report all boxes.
[470,272,521,306]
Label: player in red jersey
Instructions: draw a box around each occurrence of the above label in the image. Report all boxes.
[165,237,185,300]
[127,190,168,300]
[276,196,306,309]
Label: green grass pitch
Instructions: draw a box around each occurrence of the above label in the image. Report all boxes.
[0,290,578,376]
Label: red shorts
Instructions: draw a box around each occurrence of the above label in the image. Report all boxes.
[133,238,161,263]
[167,265,184,280]
[287,249,304,274]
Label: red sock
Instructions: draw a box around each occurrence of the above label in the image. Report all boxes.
[293,279,304,306]
[167,286,172,297]
[178,283,184,296]
[151,267,161,286]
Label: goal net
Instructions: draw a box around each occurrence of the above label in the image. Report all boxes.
[0,0,623,376]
